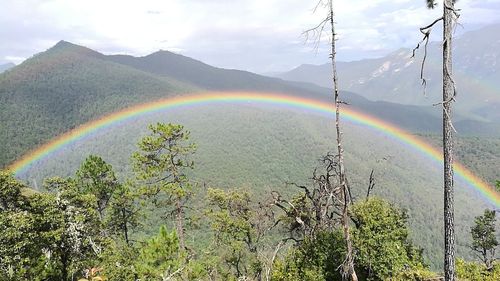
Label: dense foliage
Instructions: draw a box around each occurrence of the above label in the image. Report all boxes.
[0,123,498,280]
[470,209,498,269]
[14,104,498,268]
[132,123,197,249]
[272,198,434,281]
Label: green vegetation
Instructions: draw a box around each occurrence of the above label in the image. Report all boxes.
[1,122,498,280]
[271,199,436,281]
[205,188,270,280]
[2,40,498,270]
[132,123,197,249]
[455,258,500,281]
[76,155,120,220]
[1,40,499,280]
[2,39,499,170]
[0,42,199,167]
[351,198,428,280]
[0,172,101,280]
[16,105,498,268]
[421,134,500,185]
[470,209,498,269]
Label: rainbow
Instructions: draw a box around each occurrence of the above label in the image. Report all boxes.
[8,91,500,207]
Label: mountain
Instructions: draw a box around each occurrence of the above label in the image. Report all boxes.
[101,45,500,135]
[105,49,478,131]
[2,40,500,168]
[0,62,15,73]
[0,41,422,166]
[108,51,296,92]
[277,24,500,122]
[0,41,199,166]
[1,40,498,268]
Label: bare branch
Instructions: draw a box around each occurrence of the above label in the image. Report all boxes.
[412,17,443,96]
[162,266,185,281]
[366,170,375,199]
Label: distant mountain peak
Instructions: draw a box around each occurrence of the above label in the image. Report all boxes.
[151,49,174,54]
[147,49,193,60]
[51,40,86,51]
[54,40,72,46]
[47,40,104,58]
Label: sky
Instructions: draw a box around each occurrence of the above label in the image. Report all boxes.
[1,0,500,73]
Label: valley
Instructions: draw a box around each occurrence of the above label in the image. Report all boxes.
[1,22,499,278]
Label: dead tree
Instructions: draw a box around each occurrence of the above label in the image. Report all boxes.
[327,1,357,279]
[302,1,357,280]
[271,153,343,241]
[271,152,360,281]
[414,1,460,280]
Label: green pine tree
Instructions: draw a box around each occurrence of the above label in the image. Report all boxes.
[132,123,196,250]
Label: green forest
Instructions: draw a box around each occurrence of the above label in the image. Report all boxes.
[1,123,499,280]
[10,103,499,267]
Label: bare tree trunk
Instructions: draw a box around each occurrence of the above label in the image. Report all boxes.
[329,2,357,281]
[170,156,186,250]
[61,253,69,281]
[122,208,130,245]
[175,198,185,250]
[443,1,455,280]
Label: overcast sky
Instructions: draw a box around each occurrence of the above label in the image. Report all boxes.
[1,0,500,72]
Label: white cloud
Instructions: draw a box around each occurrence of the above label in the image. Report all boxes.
[4,56,26,64]
[0,0,498,71]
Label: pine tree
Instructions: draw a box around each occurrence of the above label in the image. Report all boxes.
[76,155,119,221]
[132,123,196,250]
[470,209,498,269]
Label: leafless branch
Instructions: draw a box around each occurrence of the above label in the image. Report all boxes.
[412,17,443,96]
[366,170,375,199]
[162,266,185,281]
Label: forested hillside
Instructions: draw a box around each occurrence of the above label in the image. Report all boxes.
[0,41,199,166]
[2,120,498,280]
[2,41,499,169]
[15,103,498,269]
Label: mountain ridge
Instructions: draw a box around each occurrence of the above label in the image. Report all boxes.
[276,24,500,122]
[2,39,499,169]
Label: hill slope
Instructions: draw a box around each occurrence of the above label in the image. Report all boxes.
[0,41,199,166]
[2,40,499,169]
[17,104,495,269]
